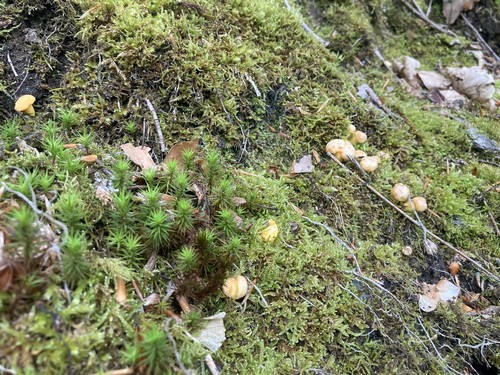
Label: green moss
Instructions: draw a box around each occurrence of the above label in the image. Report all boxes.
[0,0,499,373]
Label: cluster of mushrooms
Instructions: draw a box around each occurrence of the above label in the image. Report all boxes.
[326,126,428,213]
[325,125,388,173]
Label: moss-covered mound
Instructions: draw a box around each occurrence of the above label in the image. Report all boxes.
[1,0,499,374]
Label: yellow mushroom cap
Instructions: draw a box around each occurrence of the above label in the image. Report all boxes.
[222,275,248,300]
[14,95,36,112]
[347,124,357,134]
[412,197,427,212]
[360,156,378,172]
[355,150,367,160]
[391,183,411,202]
[404,196,428,212]
[325,139,355,161]
[354,131,367,144]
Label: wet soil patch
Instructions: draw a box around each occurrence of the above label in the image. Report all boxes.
[0,2,78,121]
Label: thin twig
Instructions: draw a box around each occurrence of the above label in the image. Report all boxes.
[244,73,261,97]
[426,0,433,17]
[164,319,190,375]
[145,98,167,155]
[13,59,31,95]
[7,51,18,77]
[1,182,68,237]
[302,216,362,274]
[204,354,220,375]
[461,15,500,62]
[283,0,329,46]
[401,0,458,38]
[326,152,500,283]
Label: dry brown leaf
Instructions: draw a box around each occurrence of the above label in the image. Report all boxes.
[192,183,206,206]
[81,155,98,164]
[115,277,127,304]
[0,261,14,292]
[291,155,314,174]
[163,139,199,164]
[232,197,247,206]
[417,71,451,90]
[445,66,495,102]
[64,143,77,149]
[392,56,421,87]
[443,0,480,24]
[143,293,161,307]
[312,149,321,163]
[161,194,176,204]
[419,279,460,312]
[120,143,156,170]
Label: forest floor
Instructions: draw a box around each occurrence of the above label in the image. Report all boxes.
[0,0,499,374]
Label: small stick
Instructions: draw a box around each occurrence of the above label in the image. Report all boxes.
[486,210,499,236]
[145,98,167,155]
[1,182,68,237]
[326,152,500,283]
[461,15,500,63]
[7,51,18,77]
[283,0,329,46]
[13,58,31,95]
[244,73,261,97]
[401,0,458,38]
[303,216,363,274]
[205,354,220,375]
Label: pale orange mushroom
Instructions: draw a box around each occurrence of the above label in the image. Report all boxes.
[14,95,36,116]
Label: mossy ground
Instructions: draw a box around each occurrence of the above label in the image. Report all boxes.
[1,0,499,374]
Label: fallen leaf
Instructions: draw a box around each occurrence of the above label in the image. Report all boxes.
[232,197,247,206]
[291,155,314,174]
[261,220,279,243]
[438,89,467,108]
[435,279,460,301]
[81,154,98,164]
[115,277,127,304]
[444,66,495,102]
[163,139,199,164]
[419,279,460,312]
[417,71,451,90]
[191,312,226,353]
[143,293,161,307]
[0,261,14,292]
[192,183,206,206]
[392,56,421,86]
[161,194,176,204]
[64,143,77,149]
[120,143,156,170]
[312,149,321,163]
[419,293,439,312]
[443,0,479,24]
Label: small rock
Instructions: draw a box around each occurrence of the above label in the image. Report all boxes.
[466,128,500,154]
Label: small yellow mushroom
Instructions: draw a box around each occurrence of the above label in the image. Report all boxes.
[354,150,367,160]
[360,156,378,173]
[14,95,36,116]
[261,219,279,243]
[350,130,367,144]
[391,183,411,202]
[347,124,357,134]
[325,139,355,162]
[404,196,427,212]
[222,275,248,300]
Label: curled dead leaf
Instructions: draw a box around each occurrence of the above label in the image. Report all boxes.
[291,155,314,174]
[445,66,495,103]
[417,71,451,90]
[115,277,127,304]
[163,139,199,164]
[120,143,156,170]
[392,56,421,87]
